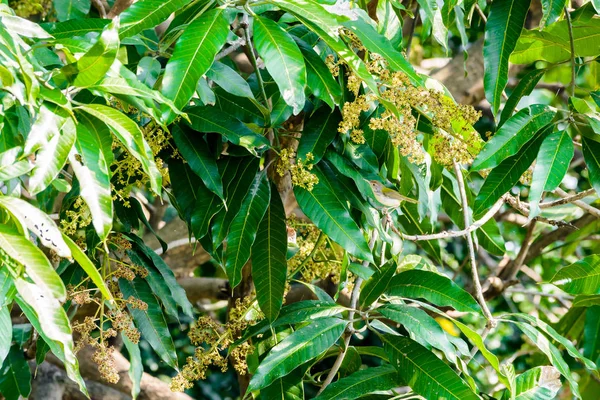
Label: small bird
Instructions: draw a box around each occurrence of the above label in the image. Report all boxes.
[368,180,418,209]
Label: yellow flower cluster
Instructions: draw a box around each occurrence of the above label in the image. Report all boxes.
[171,298,263,391]
[60,197,92,235]
[276,148,319,191]
[9,0,51,18]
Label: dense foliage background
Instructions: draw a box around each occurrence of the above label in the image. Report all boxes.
[0,0,599,399]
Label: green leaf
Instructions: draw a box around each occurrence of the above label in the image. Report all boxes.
[127,234,195,319]
[550,255,600,295]
[0,346,31,400]
[266,0,378,94]
[64,19,119,87]
[24,109,77,195]
[379,304,462,364]
[225,172,271,288]
[0,147,32,182]
[186,106,269,156]
[584,306,600,365]
[359,260,396,308]
[260,368,304,400]
[41,18,109,40]
[507,366,561,400]
[540,0,566,29]
[383,335,479,400]
[119,0,189,39]
[507,313,597,371]
[172,124,224,200]
[119,278,178,369]
[582,136,600,196]
[472,105,555,171]
[483,0,531,115]
[499,69,546,127]
[14,279,87,396]
[78,104,162,194]
[206,61,255,100]
[506,320,579,399]
[417,0,449,51]
[161,8,229,113]
[294,164,373,262]
[297,108,341,163]
[0,225,66,301]
[528,130,573,218]
[70,122,113,240]
[252,183,288,321]
[342,18,422,85]
[0,307,10,365]
[62,234,115,304]
[474,127,548,215]
[54,0,90,22]
[295,39,342,109]
[122,334,143,399]
[248,317,346,392]
[253,15,306,114]
[137,56,161,88]
[0,196,71,257]
[573,294,600,307]
[314,365,401,400]
[386,270,481,313]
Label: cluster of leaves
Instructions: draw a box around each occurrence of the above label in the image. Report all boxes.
[0,0,599,399]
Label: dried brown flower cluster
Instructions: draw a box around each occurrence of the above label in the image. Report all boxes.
[170,298,262,392]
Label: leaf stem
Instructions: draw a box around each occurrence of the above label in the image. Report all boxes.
[241,12,270,110]
[564,6,576,97]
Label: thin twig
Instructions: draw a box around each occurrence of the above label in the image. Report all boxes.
[554,188,600,218]
[405,5,419,59]
[215,37,246,61]
[564,6,576,96]
[317,231,377,395]
[540,188,596,208]
[241,13,269,108]
[390,195,505,241]
[454,163,495,326]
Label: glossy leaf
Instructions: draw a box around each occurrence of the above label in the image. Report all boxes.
[540,0,566,29]
[0,147,32,182]
[225,172,270,288]
[582,136,600,195]
[252,183,288,321]
[0,307,9,365]
[41,18,109,39]
[529,130,573,218]
[383,335,479,400]
[62,234,115,304]
[0,196,71,258]
[254,15,306,114]
[247,317,346,392]
[206,61,255,100]
[359,260,396,307]
[14,280,87,396]
[119,0,189,39]
[186,106,269,156]
[119,278,178,369]
[499,69,546,127]
[78,104,162,194]
[584,306,600,365]
[260,369,304,400]
[551,255,600,295]
[483,0,531,115]
[70,122,113,240]
[474,128,547,215]
[343,18,421,85]
[0,224,66,301]
[172,124,224,200]
[65,19,119,87]
[122,334,143,400]
[379,304,462,364]
[127,234,195,319]
[294,164,373,262]
[54,0,90,21]
[296,39,342,108]
[386,270,481,313]
[507,366,561,400]
[161,8,229,113]
[472,105,555,171]
[315,365,401,400]
[0,346,31,400]
[296,108,341,163]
